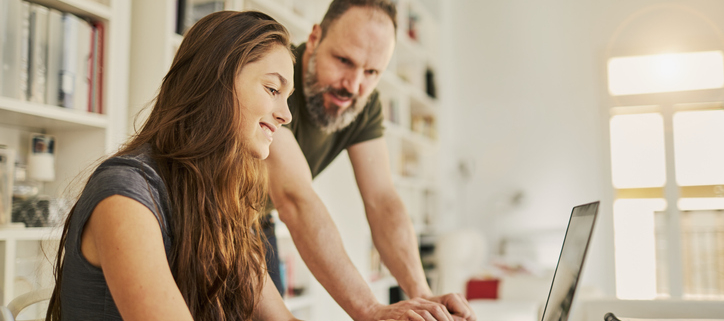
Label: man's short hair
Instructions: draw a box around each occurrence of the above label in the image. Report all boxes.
[319,0,397,40]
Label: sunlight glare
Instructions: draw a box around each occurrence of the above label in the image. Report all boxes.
[610,113,666,188]
[608,51,724,96]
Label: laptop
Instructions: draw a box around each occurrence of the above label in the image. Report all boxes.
[540,201,600,321]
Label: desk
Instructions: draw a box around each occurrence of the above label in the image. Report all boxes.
[579,299,724,321]
[622,319,724,321]
[469,299,540,321]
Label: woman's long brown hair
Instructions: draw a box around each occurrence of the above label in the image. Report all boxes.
[47,11,293,320]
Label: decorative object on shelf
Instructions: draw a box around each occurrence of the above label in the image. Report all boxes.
[410,115,435,139]
[27,133,55,182]
[12,196,51,227]
[11,161,47,228]
[176,0,225,35]
[12,164,39,200]
[0,145,16,226]
[425,67,436,98]
[407,6,418,41]
[382,96,400,124]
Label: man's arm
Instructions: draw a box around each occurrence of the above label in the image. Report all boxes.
[348,137,477,321]
[347,137,431,298]
[265,128,456,321]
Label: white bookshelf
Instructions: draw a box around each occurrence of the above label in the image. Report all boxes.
[0,0,130,307]
[128,0,442,319]
[0,96,108,130]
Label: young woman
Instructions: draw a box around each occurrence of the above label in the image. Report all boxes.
[46,10,298,320]
[45,9,423,321]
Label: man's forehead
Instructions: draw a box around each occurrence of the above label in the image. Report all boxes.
[321,7,395,64]
[325,6,395,40]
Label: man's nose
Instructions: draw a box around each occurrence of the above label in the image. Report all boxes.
[341,69,363,95]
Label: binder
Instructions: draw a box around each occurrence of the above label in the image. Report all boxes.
[28,3,49,104]
[46,9,63,107]
[1,0,29,100]
[18,1,30,101]
[60,12,80,108]
[75,17,91,112]
[90,21,104,114]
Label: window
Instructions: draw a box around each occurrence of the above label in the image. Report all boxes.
[607,51,724,300]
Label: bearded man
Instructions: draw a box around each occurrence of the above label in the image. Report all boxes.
[263,1,476,320]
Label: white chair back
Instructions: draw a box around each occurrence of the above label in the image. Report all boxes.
[6,288,53,321]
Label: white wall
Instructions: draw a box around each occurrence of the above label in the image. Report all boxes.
[443,0,724,297]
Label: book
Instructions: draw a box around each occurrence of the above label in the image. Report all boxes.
[90,21,104,114]
[0,0,7,94]
[46,8,63,107]
[1,0,17,98]
[88,23,96,112]
[175,0,186,35]
[18,1,30,101]
[75,17,91,112]
[1,0,30,100]
[28,3,49,104]
[60,13,77,108]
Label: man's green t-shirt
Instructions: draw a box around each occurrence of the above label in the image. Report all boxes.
[264,43,385,213]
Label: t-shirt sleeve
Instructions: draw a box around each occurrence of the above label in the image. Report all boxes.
[349,92,385,146]
[74,160,166,233]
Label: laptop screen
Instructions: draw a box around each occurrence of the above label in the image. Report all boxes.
[541,201,600,321]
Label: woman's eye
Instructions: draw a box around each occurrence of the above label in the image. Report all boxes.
[267,87,279,95]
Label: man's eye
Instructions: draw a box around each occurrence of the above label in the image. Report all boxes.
[338,57,351,65]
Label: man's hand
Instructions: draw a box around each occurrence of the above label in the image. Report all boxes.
[426,293,476,321]
[367,296,476,321]
[378,309,432,321]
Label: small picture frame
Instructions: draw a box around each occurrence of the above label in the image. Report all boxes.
[28,134,56,182]
[31,134,55,155]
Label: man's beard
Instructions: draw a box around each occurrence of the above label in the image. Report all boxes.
[304,50,368,134]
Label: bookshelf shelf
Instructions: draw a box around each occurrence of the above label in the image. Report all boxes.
[0,97,108,130]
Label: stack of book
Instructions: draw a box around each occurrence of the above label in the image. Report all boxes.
[0,0,105,114]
